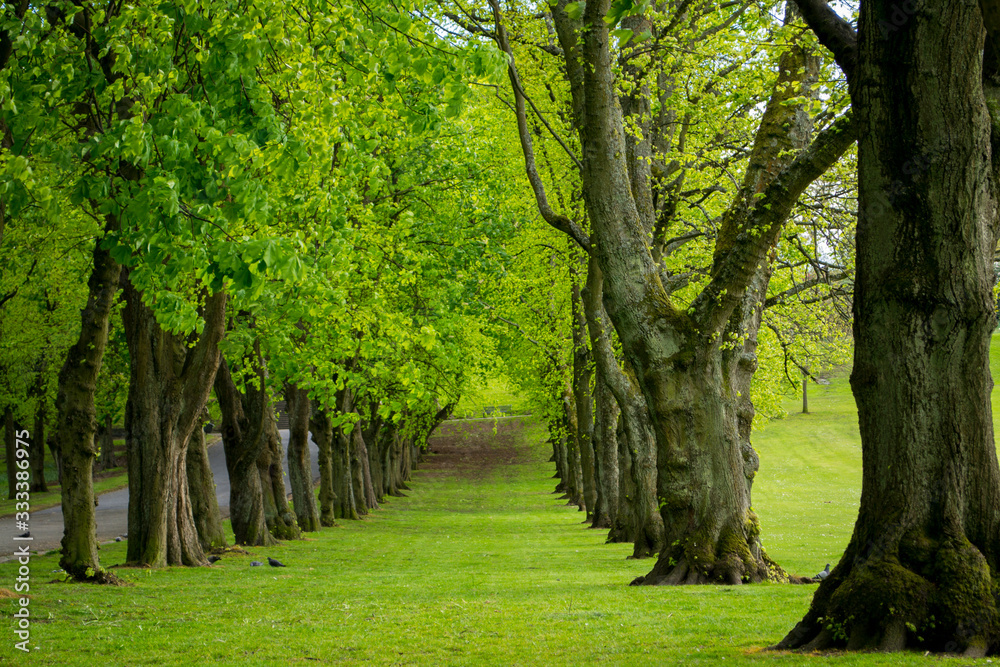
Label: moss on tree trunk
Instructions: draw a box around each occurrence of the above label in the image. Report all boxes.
[186,415,226,551]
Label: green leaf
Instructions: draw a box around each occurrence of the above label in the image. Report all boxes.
[611,28,633,44]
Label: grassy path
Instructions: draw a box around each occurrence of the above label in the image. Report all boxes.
[0,414,979,665]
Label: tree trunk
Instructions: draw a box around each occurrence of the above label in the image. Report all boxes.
[545,1,849,584]
[30,400,47,493]
[581,257,662,555]
[186,409,226,551]
[4,407,15,500]
[47,435,61,486]
[607,416,631,543]
[284,382,319,532]
[561,389,584,510]
[310,405,337,527]
[364,413,385,502]
[590,376,619,529]
[215,354,276,546]
[353,424,379,511]
[55,234,121,581]
[571,279,597,519]
[123,278,226,568]
[96,414,113,472]
[257,399,299,540]
[802,370,808,414]
[549,423,568,494]
[780,1,1000,653]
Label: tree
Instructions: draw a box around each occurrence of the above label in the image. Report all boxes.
[779,0,1000,654]
[214,336,281,546]
[479,0,855,583]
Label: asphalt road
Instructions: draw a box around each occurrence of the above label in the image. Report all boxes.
[0,430,319,559]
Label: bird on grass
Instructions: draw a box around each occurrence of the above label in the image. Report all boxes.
[267,557,286,567]
[207,556,221,564]
[815,564,830,581]
[250,561,263,567]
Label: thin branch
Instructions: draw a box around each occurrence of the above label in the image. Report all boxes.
[487,0,591,253]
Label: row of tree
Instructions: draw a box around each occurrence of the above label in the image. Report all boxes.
[456,0,854,585]
[0,0,514,580]
[460,0,1000,656]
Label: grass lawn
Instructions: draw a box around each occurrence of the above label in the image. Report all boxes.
[5,353,1000,664]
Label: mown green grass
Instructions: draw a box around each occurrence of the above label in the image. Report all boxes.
[6,353,1000,664]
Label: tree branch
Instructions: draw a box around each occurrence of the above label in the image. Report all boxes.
[792,0,857,81]
[691,112,856,333]
[764,270,850,309]
[487,0,590,253]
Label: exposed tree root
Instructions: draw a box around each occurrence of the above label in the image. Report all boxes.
[777,541,1000,655]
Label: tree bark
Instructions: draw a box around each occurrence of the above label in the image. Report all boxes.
[56,234,121,581]
[257,399,299,540]
[215,351,277,546]
[780,0,1000,653]
[571,278,597,519]
[186,409,226,550]
[284,381,319,532]
[310,405,337,527]
[123,278,226,568]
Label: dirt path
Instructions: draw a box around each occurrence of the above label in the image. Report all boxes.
[423,417,532,480]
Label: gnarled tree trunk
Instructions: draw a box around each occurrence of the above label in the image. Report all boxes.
[123,279,226,568]
[284,381,319,532]
[590,377,619,530]
[215,346,276,546]
[581,256,660,552]
[353,424,379,511]
[310,405,337,527]
[258,400,299,540]
[187,409,226,551]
